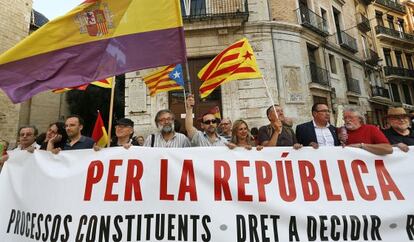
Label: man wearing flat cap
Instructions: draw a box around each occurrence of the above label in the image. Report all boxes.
[111,118,139,147]
[383,107,414,152]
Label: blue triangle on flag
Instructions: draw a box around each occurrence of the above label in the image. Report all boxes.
[168,64,185,87]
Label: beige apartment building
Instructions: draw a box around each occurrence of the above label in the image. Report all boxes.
[369,0,414,126]
[0,0,33,144]
[126,0,377,136]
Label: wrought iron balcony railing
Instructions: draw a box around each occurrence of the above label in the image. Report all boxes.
[384,66,414,78]
[339,31,358,53]
[375,0,406,13]
[375,25,414,43]
[361,0,374,5]
[364,49,380,65]
[297,7,329,37]
[357,13,371,32]
[182,0,249,21]
[309,63,330,86]
[371,86,390,99]
[346,77,361,94]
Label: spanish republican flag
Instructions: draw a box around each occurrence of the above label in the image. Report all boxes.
[0,0,186,103]
[198,38,262,98]
[143,65,184,96]
[92,111,108,147]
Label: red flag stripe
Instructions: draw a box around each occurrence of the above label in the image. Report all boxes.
[147,77,173,89]
[200,41,245,81]
[218,53,240,67]
[199,78,227,93]
[144,69,172,83]
[150,84,182,95]
[199,67,258,94]
[207,63,241,80]
[145,75,170,85]
[144,65,175,81]
[232,67,257,74]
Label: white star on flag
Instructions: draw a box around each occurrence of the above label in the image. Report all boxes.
[172,71,181,79]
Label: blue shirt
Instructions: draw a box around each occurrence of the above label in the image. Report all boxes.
[63,136,95,150]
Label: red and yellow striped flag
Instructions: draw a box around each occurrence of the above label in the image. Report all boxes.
[198,38,262,98]
[52,77,114,93]
[92,111,109,148]
[143,65,183,96]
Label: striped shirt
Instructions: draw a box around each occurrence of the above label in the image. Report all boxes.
[144,132,191,148]
[191,130,228,147]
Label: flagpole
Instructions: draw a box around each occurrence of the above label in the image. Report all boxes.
[107,77,116,148]
[183,61,192,112]
[184,61,192,93]
[262,76,279,119]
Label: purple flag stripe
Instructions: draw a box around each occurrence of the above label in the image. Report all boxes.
[0,27,186,103]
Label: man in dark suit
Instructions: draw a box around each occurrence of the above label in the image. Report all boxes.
[295,103,340,148]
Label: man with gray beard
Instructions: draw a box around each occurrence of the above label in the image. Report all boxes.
[144,109,191,148]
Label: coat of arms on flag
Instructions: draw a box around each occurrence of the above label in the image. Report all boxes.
[74,2,114,37]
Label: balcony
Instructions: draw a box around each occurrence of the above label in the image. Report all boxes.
[375,0,406,14]
[375,26,414,45]
[297,7,329,37]
[371,86,390,99]
[182,0,249,22]
[339,31,358,53]
[361,0,374,5]
[356,14,371,32]
[309,63,330,87]
[346,78,361,94]
[364,49,380,66]
[384,66,414,79]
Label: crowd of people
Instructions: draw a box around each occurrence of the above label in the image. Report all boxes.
[1,94,413,171]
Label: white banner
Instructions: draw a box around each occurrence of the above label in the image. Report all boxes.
[0,147,413,242]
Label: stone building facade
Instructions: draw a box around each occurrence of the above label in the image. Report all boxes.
[125,0,377,137]
[0,0,33,144]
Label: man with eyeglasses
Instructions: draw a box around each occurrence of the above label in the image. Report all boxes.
[340,108,392,155]
[296,103,340,148]
[383,107,414,152]
[185,95,229,147]
[14,125,40,151]
[144,109,190,147]
[219,118,232,142]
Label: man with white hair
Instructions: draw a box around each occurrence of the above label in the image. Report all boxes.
[341,108,392,155]
[144,109,190,148]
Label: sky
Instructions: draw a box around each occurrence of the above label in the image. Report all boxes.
[33,0,82,20]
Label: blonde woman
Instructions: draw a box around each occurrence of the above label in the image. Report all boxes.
[231,120,263,150]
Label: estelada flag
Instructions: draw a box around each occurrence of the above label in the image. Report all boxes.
[143,64,184,96]
[0,0,186,103]
[52,77,114,94]
[198,38,262,98]
[91,111,108,148]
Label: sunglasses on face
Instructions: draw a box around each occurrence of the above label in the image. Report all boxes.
[203,119,217,125]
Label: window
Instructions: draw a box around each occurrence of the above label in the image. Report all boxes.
[390,83,401,102]
[376,11,384,26]
[387,15,394,30]
[406,54,413,70]
[395,51,403,68]
[402,84,412,105]
[321,8,328,30]
[397,18,405,33]
[383,49,393,66]
[333,8,342,44]
[329,54,337,74]
[361,35,369,59]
